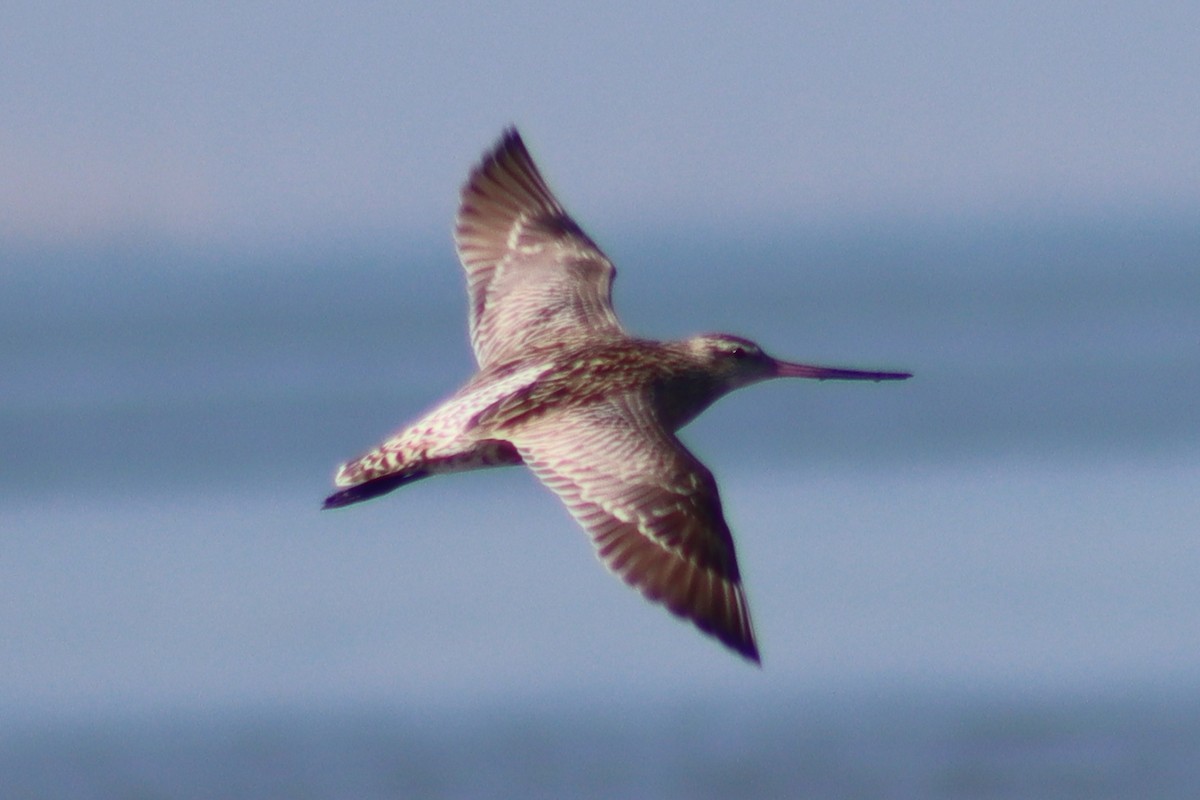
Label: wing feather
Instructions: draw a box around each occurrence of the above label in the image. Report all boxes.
[510,395,760,662]
[455,129,624,368]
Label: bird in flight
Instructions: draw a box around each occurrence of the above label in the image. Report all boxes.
[324,129,911,663]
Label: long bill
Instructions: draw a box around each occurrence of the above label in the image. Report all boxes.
[773,359,912,382]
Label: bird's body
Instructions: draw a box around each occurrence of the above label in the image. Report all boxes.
[325,129,911,662]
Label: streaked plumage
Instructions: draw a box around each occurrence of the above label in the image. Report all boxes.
[325,129,911,662]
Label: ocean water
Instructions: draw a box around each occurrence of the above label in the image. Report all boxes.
[4,691,1199,799]
[3,220,1199,796]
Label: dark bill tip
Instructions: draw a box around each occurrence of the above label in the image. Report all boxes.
[773,360,912,382]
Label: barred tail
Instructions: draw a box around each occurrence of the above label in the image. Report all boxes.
[322,468,430,509]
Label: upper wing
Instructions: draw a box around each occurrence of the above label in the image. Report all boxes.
[454,129,624,369]
[508,394,759,662]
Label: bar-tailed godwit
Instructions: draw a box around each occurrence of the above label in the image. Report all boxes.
[325,129,911,662]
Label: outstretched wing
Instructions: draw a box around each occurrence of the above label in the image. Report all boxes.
[455,129,624,369]
[509,393,759,662]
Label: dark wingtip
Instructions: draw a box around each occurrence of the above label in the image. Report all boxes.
[726,627,762,665]
[706,619,761,665]
[484,126,528,170]
[499,124,522,149]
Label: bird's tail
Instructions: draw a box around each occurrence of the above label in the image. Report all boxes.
[322,437,523,510]
[322,468,429,509]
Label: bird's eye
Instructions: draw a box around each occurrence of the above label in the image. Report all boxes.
[726,342,759,359]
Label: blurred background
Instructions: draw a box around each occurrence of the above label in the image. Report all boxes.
[3,3,1198,797]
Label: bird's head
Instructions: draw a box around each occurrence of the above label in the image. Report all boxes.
[684,332,913,390]
[683,334,779,390]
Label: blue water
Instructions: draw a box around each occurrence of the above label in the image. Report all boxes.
[4,222,1198,495]
[3,220,1199,796]
[3,691,1199,799]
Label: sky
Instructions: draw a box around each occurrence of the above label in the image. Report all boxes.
[3,2,1198,248]
[2,2,1199,722]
